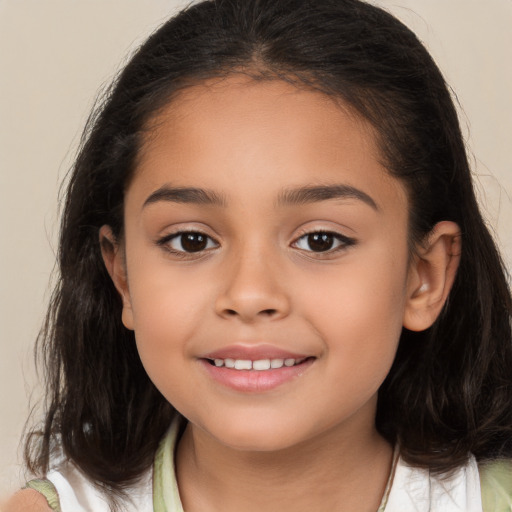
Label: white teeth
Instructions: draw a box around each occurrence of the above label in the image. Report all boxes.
[210,357,304,370]
[234,359,252,370]
[252,359,271,371]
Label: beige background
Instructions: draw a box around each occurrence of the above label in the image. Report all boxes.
[1,0,511,498]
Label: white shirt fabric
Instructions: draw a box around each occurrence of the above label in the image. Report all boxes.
[384,454,482,512]
[46,464,153,512]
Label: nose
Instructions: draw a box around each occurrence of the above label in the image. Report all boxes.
[214,247,291,323]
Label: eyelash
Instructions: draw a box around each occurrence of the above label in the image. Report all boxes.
[156,229,356,258]
[292,231,356,256]
[156,230,219,258]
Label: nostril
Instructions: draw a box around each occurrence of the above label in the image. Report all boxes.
[223,308,278,317]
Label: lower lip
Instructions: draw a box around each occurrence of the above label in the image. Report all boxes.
[199,358,315,392]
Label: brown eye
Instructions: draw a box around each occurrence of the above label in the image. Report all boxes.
[306,233,334,252]
[166,232,217,253]
[293,231,356,253]
[181,233,207,252]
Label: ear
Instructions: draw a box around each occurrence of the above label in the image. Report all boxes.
[403,221,461,332]
[99,225,134,330]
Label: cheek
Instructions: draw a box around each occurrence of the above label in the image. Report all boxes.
[297,246,408,370]
[125,258,213,384]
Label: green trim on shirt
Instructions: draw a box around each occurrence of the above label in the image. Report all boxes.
[25,478,62,512]
[479,459,512,512]
[153,417,185,512]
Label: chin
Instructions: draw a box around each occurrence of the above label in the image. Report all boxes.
[205,417,306,453]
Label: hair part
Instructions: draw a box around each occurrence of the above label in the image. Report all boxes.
[26,0,512,500]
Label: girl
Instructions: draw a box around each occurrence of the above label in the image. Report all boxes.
[6,0,512,510]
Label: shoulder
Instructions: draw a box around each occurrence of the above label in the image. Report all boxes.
[385,452,482,511]
[479,457,512,481]
[3,488,53,512]
[479,458,512,510]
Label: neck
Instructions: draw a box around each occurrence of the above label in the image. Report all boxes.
[175,413,393,512]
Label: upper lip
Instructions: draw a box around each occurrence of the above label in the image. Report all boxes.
[200,344,311,361]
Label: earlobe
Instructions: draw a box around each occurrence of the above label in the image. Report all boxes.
[403,221,461,332]
[99,225,134,330]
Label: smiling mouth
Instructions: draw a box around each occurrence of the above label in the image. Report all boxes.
[205,357,314,371]
[201,354,316,392]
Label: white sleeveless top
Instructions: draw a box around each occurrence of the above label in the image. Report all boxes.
[32,419,485,512]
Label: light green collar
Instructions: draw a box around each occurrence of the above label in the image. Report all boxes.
[153,416,185,512]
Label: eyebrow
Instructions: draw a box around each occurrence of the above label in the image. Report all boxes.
[142,183,378,211]
[276,184,379,210]
[143,185,227,209]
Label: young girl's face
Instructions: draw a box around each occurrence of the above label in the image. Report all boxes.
[111,76,418,452]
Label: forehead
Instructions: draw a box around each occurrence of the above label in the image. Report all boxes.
[131,75,406,210]
[141,76,377,164]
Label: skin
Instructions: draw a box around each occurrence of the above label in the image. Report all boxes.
[100,77,460,512]
[3,489,52,512]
